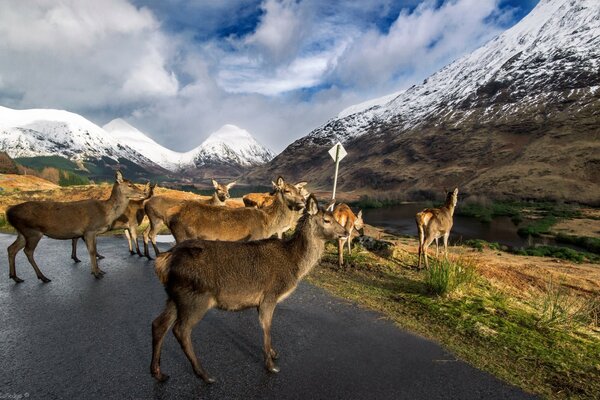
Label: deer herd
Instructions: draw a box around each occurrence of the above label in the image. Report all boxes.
[4,170,458,382]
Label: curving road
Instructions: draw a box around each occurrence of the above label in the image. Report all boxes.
[0,234,536,399]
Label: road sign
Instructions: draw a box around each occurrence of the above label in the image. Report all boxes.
[328,142,347,208]
[328,142,347,162]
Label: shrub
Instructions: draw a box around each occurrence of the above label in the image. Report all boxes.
[537,278,599,328]
[424,255,477,296]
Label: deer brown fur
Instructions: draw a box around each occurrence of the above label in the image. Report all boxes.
[416,188,458,268]
[167,177,305,244]
[142,179,235,259]
[150,195,347,383]
[71,182,155,261]
[332,203,364,267]
[6,171,146,282]
[242,181,307,208]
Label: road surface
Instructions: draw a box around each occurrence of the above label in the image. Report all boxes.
[0,234,536,399]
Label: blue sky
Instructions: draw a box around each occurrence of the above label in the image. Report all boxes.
[0,0,539,152]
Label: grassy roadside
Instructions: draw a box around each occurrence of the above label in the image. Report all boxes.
[309,239,600,399]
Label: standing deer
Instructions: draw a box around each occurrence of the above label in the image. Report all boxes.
[142,179,235,259]
[6,171,146,282]
[150,195,348,383]
[70,182,155,261]
[415,188,458,269]
[332,203,364,267]
[166,177,305,244]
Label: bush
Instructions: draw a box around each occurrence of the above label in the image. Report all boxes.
[555,234,600,255]
[537,278,599,328]
[424,256,477,296]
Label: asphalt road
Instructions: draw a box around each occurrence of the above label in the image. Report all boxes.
[0,233,536,400]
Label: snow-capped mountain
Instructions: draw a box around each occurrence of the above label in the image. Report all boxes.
[191,124,274,168]
[104,120,274,171]
[0,106,156,167]
[248,0,600,204]
[103,118,195,170]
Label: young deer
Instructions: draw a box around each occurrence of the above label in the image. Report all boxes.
[415,188,459,269]
[166,177,305,244]
[142,179,235,259]
[332,203,364,267]
[6,171,146,282]
[70,182,155,261]
[150,195,347,383]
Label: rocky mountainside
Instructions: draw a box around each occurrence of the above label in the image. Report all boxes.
[246,0,600,204]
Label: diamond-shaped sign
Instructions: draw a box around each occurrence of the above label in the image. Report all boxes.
[328,142,347,162]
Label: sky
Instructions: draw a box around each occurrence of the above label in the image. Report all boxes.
[0,0,539,153]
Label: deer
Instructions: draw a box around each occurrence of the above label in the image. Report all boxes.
[6,171,147,282]
[142,179,236,259]
[150,195,348,383]
[242,181,308,208]
[166,177,305,245]
[70,182,155,261]
[332,203,364,268]
[415,188,458,269]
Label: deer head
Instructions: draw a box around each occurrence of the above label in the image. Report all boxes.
[116,171,146,200]
[212,179,236,202]
[305,195,348,240]
[272,176,305,211]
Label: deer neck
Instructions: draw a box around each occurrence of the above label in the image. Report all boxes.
[288,217,325,280]
[211,192,225,206]
[264,192,292,232]
[105,183,130,223]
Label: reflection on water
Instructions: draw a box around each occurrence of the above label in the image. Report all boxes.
[362,204,559,249]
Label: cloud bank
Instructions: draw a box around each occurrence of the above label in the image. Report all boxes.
[0,0,530,153]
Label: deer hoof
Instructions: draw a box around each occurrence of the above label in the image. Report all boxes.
[73,258,81,263]
[203,375,216,384]
[130,250,136,255]
[97,254,105,260]
[152,371,170,383]
[92,271,105,279]
[39,276,51,283]
[10,275,24,283]
[267,365,280,373]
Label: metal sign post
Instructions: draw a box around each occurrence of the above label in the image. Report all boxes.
[328,142,347,210]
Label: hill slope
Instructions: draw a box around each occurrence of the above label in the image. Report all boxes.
[247,0,600,204]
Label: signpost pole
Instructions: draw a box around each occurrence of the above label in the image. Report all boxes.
[331,144,340,203]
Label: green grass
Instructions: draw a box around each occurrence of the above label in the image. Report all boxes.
[310,245,600,399]
[424,256,476,295]
[555,234,600,255]
[351,195,406,209]
[464,239,504,252]
[15,155,80,172]
[457,201,523,224]
[513,245,600,264]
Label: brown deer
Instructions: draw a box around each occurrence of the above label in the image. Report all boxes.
[150,195,348,383]
[332,203,364,267]
[6,171,147,282]
[242,181,308,208]
[415,188,458,269]
[166,177,305,244]
[70,182,155,261]
[142,179,235,259]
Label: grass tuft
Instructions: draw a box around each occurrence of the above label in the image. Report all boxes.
[424,255,477,296]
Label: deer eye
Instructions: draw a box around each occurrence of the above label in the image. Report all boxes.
[323,219,331,224]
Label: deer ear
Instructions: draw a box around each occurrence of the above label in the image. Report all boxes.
[276,176,285,188]
[115,170,123,183]
[226,181,237,189]
[211,179,219,189]
[357,210,363,218]
[453,187,459,195]
[306,195,319,215]
[295,181,307,189]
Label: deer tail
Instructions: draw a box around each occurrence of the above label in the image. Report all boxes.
[154,251,173,285]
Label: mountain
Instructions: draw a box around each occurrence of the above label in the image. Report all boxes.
[104,120,274,177]
[247,0,600,204]
[103,118,195,171]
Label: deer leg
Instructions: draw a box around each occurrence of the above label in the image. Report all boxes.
[258,300,279,373]
[130,225,143,257]
[435,238,439,258]
[8,233,26,283]
[172,294,215,383]
[151,300,177,382]
[124,229,134,255]
[147,219,162,258]
[417,225,424,269]
[80,237,104,260]
[143,224,151,259]
[443,233,450,258]
[71,238,81,263]
[23,232,51,283]
[338,238,344,268]
[84,233,105,278]
[423,236,436,269]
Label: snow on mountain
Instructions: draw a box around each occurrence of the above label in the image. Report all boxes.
[103,118,195,170]
[191,124,275,168]
[0,106,155,166]
[307,0,600,144]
